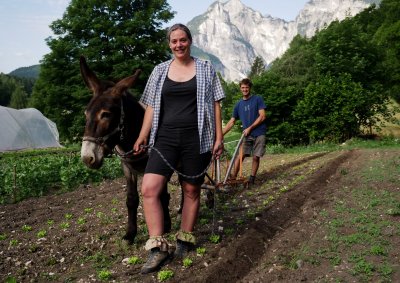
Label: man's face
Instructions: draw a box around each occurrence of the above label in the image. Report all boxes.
[240,84,251,96]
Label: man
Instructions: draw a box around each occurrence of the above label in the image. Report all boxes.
[223,78,266,185]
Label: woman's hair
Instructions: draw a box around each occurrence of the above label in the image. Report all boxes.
[167,23,192,43]
[239,78,253,88]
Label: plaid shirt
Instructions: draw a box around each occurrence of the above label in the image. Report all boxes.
[140,57,225,154]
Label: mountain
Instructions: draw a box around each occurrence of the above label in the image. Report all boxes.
[187,0,381,81]
[9,65,40,79]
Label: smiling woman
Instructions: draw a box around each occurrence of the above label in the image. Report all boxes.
[133,23,225,274]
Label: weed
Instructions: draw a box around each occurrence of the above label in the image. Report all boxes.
[97,269,112,281]
[182,257,193,268]
[0,233,7,240]
[319,209,329,218]
[236,218,244,225]
[47,219,54,226]
[46,257,57,266]
[224,228,234,236]
[9,239,18,246]
[4,276,17,283]
[350,254,374,277]
[29,244,39,253]
[199,218,209,225]
[329,255,342,266]
[157,269,174,282]
[370,245,387,256]
[262,195,275,206]
[378,262,393,277]
[89,252,112,269]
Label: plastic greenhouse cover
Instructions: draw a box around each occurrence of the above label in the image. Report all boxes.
[0,106,62,152]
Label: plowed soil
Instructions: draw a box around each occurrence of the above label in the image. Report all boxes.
[1,148,399,282]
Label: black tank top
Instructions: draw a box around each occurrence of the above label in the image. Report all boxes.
[160,76,197,129]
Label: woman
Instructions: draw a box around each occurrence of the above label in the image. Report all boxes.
[133,23,225,274]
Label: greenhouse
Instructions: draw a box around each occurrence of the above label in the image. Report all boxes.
[0,106,62,151]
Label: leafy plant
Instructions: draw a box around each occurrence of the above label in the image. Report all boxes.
[157,270,174,282]
[97,269,112,281]
[22,225,32,232]
[127,256,142,265]
[64,213,73,220]
[209,234,221,244]
[196,247,206,256]
[60,222,70,229]
[37,230,47,238]
[182,257,193,268]
[77,217,86,225]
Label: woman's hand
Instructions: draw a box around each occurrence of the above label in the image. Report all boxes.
[213,141,224,160]
[133,136,148,155]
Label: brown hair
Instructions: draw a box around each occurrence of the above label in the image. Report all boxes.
[239,78,253,88]
[167,23,193,43]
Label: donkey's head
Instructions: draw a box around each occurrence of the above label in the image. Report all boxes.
[80,56,141,169]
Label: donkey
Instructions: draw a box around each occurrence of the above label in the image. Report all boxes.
[79,56,171,244]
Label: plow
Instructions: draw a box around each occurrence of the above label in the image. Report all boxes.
[201,134,250,209]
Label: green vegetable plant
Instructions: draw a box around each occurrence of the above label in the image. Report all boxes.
[157,269,174,282]
[127,256,142,265]
[22,225,32,232]
[182,257,193,268]
[196,247,206,256]
[97,269,112,281]
[37,230,47,238]
[209,234,221,244]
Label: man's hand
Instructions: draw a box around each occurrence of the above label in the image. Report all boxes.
[243,128,252,137]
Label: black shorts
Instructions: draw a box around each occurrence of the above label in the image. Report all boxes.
[145,127,212,185]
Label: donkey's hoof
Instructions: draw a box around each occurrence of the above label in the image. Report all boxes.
[123,233,136,245]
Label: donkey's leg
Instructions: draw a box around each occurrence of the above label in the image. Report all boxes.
[122,163,139,245]
[160,183,171,233]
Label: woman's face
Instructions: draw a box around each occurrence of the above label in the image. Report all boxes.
[169,28,191,59]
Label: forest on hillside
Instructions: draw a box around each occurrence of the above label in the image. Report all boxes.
[1,0,399,145]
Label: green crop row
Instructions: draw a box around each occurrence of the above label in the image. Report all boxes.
[0,152,123,204]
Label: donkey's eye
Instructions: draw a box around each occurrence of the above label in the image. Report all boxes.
[100,111,112,119]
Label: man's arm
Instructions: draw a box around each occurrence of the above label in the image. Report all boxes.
[222,117,236,136]
[243,109,266,136]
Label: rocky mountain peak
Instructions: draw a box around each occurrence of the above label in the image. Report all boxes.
[188,0,380,81]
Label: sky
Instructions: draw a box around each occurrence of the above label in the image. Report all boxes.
[0,0,309,74]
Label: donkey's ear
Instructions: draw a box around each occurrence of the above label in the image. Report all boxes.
[114,69,142,95]
[80,56,102,95]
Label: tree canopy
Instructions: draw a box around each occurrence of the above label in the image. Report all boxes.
[238,0,399,145]
[30,0,174,141]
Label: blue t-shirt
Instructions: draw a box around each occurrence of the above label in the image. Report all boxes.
[233,95,266,137]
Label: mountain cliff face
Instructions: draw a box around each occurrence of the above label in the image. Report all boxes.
[187,0,380,81]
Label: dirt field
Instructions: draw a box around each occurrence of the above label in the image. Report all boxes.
[1,148,399,282]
